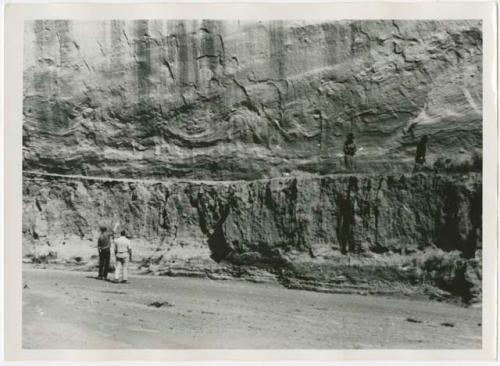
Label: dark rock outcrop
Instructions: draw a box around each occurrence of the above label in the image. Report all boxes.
[23,172,482,301]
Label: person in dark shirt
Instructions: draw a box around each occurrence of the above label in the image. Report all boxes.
[343,133,357,172]
[97,226,112,280]
[415,135,428,166]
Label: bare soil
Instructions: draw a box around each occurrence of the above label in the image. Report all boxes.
[23,268,481,349]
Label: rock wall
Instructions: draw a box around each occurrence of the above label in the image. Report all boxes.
[23,172,482,301]
[23,20,482,180]
[22,19,483,301]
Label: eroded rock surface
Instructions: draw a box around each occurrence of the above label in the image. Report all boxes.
[22,19,483,302]
[23,172,482,301]
[23,20,482,179]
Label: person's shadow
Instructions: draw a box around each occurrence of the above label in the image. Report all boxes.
[85,275,101,280]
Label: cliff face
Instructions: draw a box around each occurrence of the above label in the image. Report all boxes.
[23,20,482,179]
[23,172,482,301]
[22,19,483,302]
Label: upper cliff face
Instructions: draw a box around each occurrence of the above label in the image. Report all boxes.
[23,20,482,180]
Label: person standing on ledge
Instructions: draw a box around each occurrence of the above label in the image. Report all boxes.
[113,230,132,284]
[343,133,357,172]
[414,135,428,171]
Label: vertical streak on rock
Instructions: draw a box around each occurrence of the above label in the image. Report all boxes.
[110,20,124,68]
[191,20,200,88]
[31,20,45,67]
[268,20,286,80]
[135,20,152,104]
[323,23,340,66]
[47,20,74,130]
[149,20,163,107]
[54,20,71,68]
[165,21,178,89]
[176,21,190,89]
[31,20,52,133]
[110,20,125,101]
[199,19,217,73]
[158,20,171,105]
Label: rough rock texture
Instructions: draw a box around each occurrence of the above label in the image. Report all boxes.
[23,20,483,302]
[23,20,482,179]
[23,172,482,302]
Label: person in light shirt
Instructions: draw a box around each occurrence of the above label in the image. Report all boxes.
[113,230,132,284]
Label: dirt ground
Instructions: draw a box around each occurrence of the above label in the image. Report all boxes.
[22,268,481,349]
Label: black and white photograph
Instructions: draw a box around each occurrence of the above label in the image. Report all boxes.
[11,8,493,355]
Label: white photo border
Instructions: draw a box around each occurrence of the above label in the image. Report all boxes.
[4,1,498,362]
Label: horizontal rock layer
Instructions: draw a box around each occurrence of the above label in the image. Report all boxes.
[23,172,482,301]
[23,20,482,179]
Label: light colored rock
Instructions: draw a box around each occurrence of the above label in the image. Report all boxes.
[23,20,482,179]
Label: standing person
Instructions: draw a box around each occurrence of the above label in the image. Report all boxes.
[336,177,361,255]
[114,230,132,284]
[414,135,428,171]
[343,133,357,172]
[97,226,112,280]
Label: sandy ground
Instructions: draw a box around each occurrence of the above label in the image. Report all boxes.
[23,268,481,349]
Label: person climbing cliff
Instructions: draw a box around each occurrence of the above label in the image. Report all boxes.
[414,135,428,171]
[343,133,357,172]
[113,230,132,284]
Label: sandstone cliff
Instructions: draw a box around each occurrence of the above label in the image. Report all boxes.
[22,19,483,302]
[23,20,482,179]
